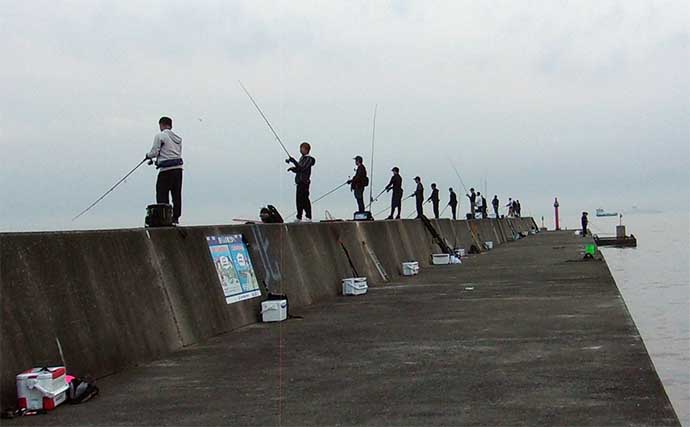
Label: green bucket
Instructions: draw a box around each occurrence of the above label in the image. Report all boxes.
[585,244,596,256]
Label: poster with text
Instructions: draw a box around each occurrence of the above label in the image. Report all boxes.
[206,235,261,304]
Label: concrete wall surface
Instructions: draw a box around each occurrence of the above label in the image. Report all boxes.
[0,217,537,409]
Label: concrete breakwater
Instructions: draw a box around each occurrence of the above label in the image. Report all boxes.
[0,217,536,409]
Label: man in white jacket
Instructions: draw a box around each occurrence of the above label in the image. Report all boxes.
[146,116,184,224]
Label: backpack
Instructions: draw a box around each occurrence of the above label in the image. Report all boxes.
[67,377,99,404]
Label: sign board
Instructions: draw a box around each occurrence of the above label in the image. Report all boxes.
[206,235,261,304]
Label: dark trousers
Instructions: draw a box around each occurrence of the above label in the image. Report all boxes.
[582,222,588,236]
[493,206,499,218]
[432,201,440,219]
[156,169,183,222]
[416,196,424,218]
[296,182,312,219]
[389,192,402,218]
[450,204,457,220]
[482,207,488,219]
[354,187,365,212]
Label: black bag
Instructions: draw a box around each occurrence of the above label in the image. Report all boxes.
[67,377,99,404]
[260,205,284,223]
[145,204,173,227]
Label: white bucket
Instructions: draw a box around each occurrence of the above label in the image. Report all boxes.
[402,261,419,276]
[342,277,368,295]
[450,255,462,264]
[261,300,287,322]
[432,253,451,265]
[454,248,466,258]
[485,241,494,250]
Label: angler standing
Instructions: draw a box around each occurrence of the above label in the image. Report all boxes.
[427,183,440,219]
[347,155,368,213]
[475,191,484,219]
[146,116,184,225]
[467,188,476,218]
[448,188,458,220]
[492,195,500,218]
[287,142,316,222]
[411,176,425,219]
[385,167,403,219]
[481,193,488,219]
[581,211,589,237]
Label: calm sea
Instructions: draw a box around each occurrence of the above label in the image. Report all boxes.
[592,212,689,426]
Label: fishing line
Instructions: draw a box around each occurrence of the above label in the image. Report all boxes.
[368,104,378,207]
[239,81,293,159]
[286,180,349,218]
[449,160,469,195]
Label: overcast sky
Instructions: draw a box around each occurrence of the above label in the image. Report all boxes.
[1,0,688,231]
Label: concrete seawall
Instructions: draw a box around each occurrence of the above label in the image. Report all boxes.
[0,217,537,409]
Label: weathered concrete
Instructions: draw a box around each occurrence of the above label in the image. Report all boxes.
[6,230,678,426]
[0,216,541,410]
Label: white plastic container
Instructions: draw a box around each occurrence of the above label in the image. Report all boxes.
[432,253,451,265]
[261,300,287,322]
[16,367,69,410]
[485,241,494,250]
[342,277,368,295]
[454,248,466,258]
[450,255,462,264]
[402,262,420,276]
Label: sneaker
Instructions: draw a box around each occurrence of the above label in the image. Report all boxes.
[292,218,302,223]
[303,218,312,223]
[386,216,393,220]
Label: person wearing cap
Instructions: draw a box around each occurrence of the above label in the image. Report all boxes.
[287,142,316,222]
[347,155,368,213]
[384,167,403,219]
[410,176,424,218]
[448,188,458,220]
[427,183,440,219]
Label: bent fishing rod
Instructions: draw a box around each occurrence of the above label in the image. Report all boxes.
[72,157,148,221]
[239,81,294,159]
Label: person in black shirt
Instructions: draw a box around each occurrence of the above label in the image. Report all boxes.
[347,155,368,213]
[467,188,476,217]
[448,188,458,220]
[411,176,424,218]
[492,195,499,218]
[287,142,316,222]
[427,183,440,219]
[481,194,488,219]
[581,211,588,237]
[385,167,403,219]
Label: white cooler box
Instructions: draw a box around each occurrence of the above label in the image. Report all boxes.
[261,300,287,322]
[432,253,451,265]
[342,277,368,295]
[485,241,494,250]
[402,262,420,276]
[17,367,69,410]
[454,248,466,258]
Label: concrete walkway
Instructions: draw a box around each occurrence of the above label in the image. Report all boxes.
[14,231,679,426]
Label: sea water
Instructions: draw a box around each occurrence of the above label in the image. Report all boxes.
[595,212,689,426]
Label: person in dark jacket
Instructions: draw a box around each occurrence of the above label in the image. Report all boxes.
[411,176,424,218]
[467,188,476,217]
[581,211,588,237]
[347,155,368,213]
[516,200,522,217]
[448,188,458,220]
[287,142,316,222]
[492,195,499,218]
[385,167,403,219]
[481,194,488,219]
[427,183,440,219]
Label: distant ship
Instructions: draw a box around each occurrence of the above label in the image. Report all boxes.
[596,208,618,217]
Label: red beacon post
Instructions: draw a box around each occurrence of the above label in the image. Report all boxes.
[554,197,560,230]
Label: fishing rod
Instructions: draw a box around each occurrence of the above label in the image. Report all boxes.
[286,180,350,217]
[368,104,378,207]
[367,187,387,209]
[440,204,450,217]
[373,193,414,217]
[72,157,148,221]
[238,81,293,159]
[449,161,469,194]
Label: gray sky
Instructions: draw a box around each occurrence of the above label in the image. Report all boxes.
[1,0,688,231]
